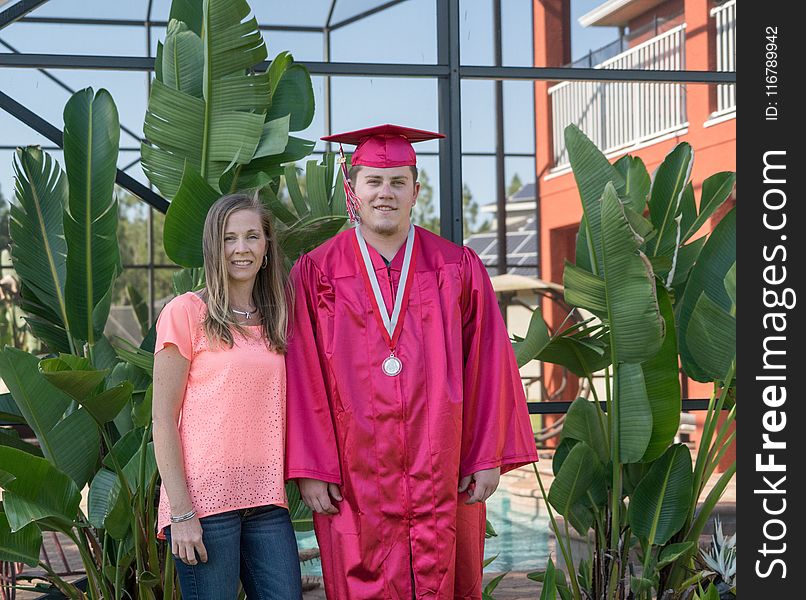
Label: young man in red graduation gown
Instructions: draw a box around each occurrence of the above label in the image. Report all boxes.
[285,124,538,599]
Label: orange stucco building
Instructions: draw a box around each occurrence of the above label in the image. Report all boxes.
[532,0,736,464]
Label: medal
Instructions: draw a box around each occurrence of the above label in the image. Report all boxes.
[353,225,418,377]
[382,355,403,377]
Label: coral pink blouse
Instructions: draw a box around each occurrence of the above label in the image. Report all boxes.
[155,292,287,536]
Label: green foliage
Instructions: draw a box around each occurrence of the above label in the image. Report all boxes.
[519,125,736,600]
[2,1,327,596]
[62,88,122,345]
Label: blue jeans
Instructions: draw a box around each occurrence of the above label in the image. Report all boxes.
[165,505,302,599]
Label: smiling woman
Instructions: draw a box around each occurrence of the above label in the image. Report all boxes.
[151,192,302,599]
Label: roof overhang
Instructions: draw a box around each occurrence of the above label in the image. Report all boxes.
[579,0,667,27]
[490,274,563,294]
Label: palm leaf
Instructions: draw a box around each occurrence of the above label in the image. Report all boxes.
[17,283,71,352]
[628,444,692,545]
[0,347,100,488]
[548,442,605,519]
[278,216,347,263]
[0,511,42,567]
[513,306,551,367]
[162,164,221,267]
[162,19,203,96]
[62,87,121,344]
[563,261,607,318]
[600,183,664,363]
[616,363,652,463]
[681,172,736,243]
[0,446,82,531]
[613,154,650,213]
[9,147,71,341]
[141,0,270,198]
[87,467,130,539]
[561,397,609,464]
[565,124,626,276]
[640,286,682,462]
[686,292,736,382]
[648,142,693,257]
[677,208,736,382]
[0,393,24,424]
[267,61,315,132]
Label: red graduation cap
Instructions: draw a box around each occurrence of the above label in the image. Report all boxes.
[323,125,445,222]
[322,124,444,168]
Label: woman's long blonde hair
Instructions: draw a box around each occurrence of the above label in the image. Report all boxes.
[201,192,289,352]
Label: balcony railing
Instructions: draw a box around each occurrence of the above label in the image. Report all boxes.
[712,0,736,114]
[549,25,687,170]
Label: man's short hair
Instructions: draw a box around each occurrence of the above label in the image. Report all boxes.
[348,164,418,187]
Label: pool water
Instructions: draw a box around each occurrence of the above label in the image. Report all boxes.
[295,487,553,576]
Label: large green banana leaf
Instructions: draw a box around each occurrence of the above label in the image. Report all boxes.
[647,143,692,258]
[17,283,71,353]
[267,57,315,132]
[565,124,626,275]
[142,0,270,197]
[640,286,682,462]
[560,397,609,464]
[512,305,612,376]
[88,467,131,539]
[62,87,122,345]
[628,444,692,545]
[686,289,736,382]
[9,147,71,342]
[512,306,551,367]
[600,183,664,363]
[0,446,82,532]
[613,154,650,214]
[40,355,107,400]
[616,363,652,463]
[677,208,736,382]
[548,442,605,523]
[0,511,42,567]
[681,172,736,244]
[161,19,203,97]
[162,165,221,267]
[143,0,315,200]
[0,347,99,488]
[563,261,607,318]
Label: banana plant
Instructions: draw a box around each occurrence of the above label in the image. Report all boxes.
[518,125,735,599]
[9,87,122,354]
[141,0,314,199]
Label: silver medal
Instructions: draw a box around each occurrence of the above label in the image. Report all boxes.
[382,355,403,377]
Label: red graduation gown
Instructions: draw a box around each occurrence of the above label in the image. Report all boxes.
[286,226,537,599]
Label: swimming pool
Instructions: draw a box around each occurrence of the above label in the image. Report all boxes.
[295,487,553,575]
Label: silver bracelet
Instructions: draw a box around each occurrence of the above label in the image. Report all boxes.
[170,509,197,523]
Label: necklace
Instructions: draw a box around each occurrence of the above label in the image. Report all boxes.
[231,307,257,319]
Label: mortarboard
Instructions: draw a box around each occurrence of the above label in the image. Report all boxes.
[322,124,445,222]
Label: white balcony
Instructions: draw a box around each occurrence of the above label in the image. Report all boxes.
[549,24,687,170]
[711,0,736,115]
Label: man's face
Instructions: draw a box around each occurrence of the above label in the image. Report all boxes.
[353,166,420,237]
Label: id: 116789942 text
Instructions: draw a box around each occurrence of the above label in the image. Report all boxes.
[765,26,779,121]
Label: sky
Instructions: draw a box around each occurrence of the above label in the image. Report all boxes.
[0,0,619,220]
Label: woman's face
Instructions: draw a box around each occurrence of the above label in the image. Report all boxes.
[222,209,268,285]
